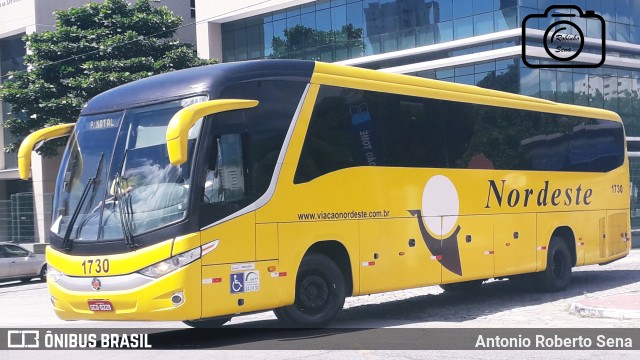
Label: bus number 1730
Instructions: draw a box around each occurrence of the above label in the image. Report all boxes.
[81,259,110,275]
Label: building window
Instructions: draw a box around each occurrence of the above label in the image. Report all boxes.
[190,0,195,18]
[220,0,525,63]
[0,34,27,170]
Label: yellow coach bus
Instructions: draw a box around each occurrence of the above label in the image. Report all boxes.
[18,60,630,327]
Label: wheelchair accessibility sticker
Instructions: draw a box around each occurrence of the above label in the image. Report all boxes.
[230,271,260,294]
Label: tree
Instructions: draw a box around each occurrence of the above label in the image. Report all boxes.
[271,24,365,60]
[0,0,214,154]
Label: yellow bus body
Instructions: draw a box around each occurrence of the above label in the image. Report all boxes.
[42,61,630,322]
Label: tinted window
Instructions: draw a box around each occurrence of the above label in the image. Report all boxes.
[199,80,307,225]
[294,86,625,183]
[294,88,371,183]
[216,80,307,196]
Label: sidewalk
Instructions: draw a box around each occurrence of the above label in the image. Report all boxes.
[570,290,640,319]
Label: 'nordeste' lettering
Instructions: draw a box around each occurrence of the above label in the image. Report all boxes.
[485,180,593,208]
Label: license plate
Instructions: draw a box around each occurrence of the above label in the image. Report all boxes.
[88,300,114,312]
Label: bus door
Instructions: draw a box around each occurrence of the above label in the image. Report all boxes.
[198,132,257,317]
[199,133,256,265]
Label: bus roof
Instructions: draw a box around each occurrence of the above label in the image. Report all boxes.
[81,59,621,123]
[81,60,314,115]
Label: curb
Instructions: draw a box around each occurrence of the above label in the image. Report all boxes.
[570,301,640,320]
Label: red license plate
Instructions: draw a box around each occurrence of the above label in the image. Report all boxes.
[88,300,114,312]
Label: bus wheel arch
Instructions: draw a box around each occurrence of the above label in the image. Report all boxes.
[550,226,577,267]
[274,241,351,327]
[536,227,575,292]
[305,241,353,296]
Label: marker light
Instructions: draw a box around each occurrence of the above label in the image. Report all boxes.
[138,247,201,278]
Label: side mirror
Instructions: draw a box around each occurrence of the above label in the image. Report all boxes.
[18,123,76,180]
[166,99,258,166]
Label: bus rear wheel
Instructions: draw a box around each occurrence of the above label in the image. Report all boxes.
[183,317,231,328]
[536,237,572,292]
[274,252,346,327]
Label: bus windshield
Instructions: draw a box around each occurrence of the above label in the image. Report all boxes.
[51,96,206,242]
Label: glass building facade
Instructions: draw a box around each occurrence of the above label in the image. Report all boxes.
[0,34,26,170]
[220,0,640,226]
[222,0,519,62]
[222,0,640,62]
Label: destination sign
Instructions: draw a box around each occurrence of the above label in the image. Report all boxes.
[89,118,119,130]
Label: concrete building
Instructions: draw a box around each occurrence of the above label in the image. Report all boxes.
[195,0,640,227]
[0,0,196,244]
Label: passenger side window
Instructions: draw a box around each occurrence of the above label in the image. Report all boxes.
[379,97,449,169]
[294,88,370,183]
[294,86,455,183]
[294,85,625,183]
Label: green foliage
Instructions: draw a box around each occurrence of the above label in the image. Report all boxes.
[0,0,214,155]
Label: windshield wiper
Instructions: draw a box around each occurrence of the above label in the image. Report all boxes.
[113,150,137,248]
[61,153,104,251]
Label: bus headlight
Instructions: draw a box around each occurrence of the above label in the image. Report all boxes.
[47,265,63,283]
[138,247,201,278]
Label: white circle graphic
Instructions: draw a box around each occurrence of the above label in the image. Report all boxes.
[422,175,459,236]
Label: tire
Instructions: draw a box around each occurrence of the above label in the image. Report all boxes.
[274,252,346,327]
[183,317,231,328]
[439,279,483,292]
[536,237,572,292]
[40,266,47,281]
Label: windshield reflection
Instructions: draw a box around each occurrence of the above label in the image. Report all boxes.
[52,96,205,242]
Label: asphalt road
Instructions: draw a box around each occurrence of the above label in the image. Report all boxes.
[1,249,638,358]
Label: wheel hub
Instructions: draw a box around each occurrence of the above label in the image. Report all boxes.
[298,275,330,312]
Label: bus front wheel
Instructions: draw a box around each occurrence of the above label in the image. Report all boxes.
[274,252,346,327]
[536,237,572,292]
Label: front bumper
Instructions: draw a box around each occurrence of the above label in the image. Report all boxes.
[48,260,201,321]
